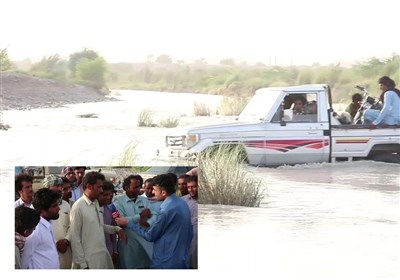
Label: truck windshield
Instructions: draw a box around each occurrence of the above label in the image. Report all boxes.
[238,89,282,121]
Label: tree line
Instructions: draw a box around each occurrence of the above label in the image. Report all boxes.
[1,48,398,103]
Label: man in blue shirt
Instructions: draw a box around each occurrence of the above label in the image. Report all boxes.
[364,76,400,127]
[113,175,153,268]
[116,174,193,269]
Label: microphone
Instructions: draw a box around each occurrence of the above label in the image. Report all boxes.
[108,203,120,219]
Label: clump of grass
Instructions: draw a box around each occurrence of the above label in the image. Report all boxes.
[0,122,11,130]
[193,101,211,116]
[76,113,98,118]
[218,96,248,116]
[137,109,154,127]
[159,116,179,128]
[198,144,266,207]
[118,140,138,166]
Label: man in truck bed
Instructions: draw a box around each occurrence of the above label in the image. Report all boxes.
[364,76,400,127]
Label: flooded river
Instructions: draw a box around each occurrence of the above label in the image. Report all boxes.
[200,162,399,279]
[1,90,399,278]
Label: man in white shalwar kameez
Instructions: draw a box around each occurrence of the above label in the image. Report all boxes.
[70,171,127,269]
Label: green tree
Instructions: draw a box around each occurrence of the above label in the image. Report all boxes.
[75,57,107,89]
[69,48,99,78]
[0,48,12,71]
[29,54,67,81]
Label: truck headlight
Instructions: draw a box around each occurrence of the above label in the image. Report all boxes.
[166,134,198,148]
[186,134,198,148]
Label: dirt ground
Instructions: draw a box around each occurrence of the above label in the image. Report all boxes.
[0,72,115,111]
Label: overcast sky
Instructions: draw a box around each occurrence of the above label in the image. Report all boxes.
[1,0,398,65]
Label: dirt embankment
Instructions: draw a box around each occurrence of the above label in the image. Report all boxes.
[0,72,116,111]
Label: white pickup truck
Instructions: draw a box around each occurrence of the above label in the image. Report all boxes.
[164,84,400,166]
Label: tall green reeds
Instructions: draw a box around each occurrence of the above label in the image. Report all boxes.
[198,144,266,207]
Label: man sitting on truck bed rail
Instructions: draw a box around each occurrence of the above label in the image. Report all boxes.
[364,76,400,127]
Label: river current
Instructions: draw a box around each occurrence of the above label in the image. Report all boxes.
[200,162,399,279]
[1,90,399,278]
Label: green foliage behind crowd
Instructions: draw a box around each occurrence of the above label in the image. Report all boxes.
[3,47,399,103]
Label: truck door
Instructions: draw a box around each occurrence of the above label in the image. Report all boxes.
[264,92,330,165]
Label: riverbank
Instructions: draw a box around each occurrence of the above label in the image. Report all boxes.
[0,72,116,111]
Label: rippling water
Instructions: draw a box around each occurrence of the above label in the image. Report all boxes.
[0,90,225,166]
[1,90,399,278]
[199,162,399,279]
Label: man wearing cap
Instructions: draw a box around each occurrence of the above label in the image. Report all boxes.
[61,167,76,186]
[43,174,72,269]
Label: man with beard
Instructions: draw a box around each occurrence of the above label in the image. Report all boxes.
[116,174,193,269]
[70,171,127,269]
[182,175,198,269]
[98,180,118,268]
[61,166,76,187]
[176,174,190,197]
[141,178,157,203]
[61,177,74,206]
[43,174,72,269]
[113,174,153,269]
[21,188,61,269]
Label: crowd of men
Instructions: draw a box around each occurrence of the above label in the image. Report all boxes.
[15,166,198,269]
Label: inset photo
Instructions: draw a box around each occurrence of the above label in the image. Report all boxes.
[14,166,198,269]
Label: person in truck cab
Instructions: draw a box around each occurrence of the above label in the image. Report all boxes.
[292,96,307,115]
[364,76,400,127]
[306,100,317,114]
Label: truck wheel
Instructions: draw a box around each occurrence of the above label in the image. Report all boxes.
[371,153,400,164]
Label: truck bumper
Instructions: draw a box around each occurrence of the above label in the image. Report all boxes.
[158,147,190,158]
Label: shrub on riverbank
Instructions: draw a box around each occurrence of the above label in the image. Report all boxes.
[198,144,266,207]
[193,101,211,116]
[137,109,154,127]
[219,96,249,116]
[159,116,179,128]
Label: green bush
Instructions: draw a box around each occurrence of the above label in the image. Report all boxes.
[29,54,67,81]
[75,57,107,90]
[198,144,266,207]
[0,48,12,71]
